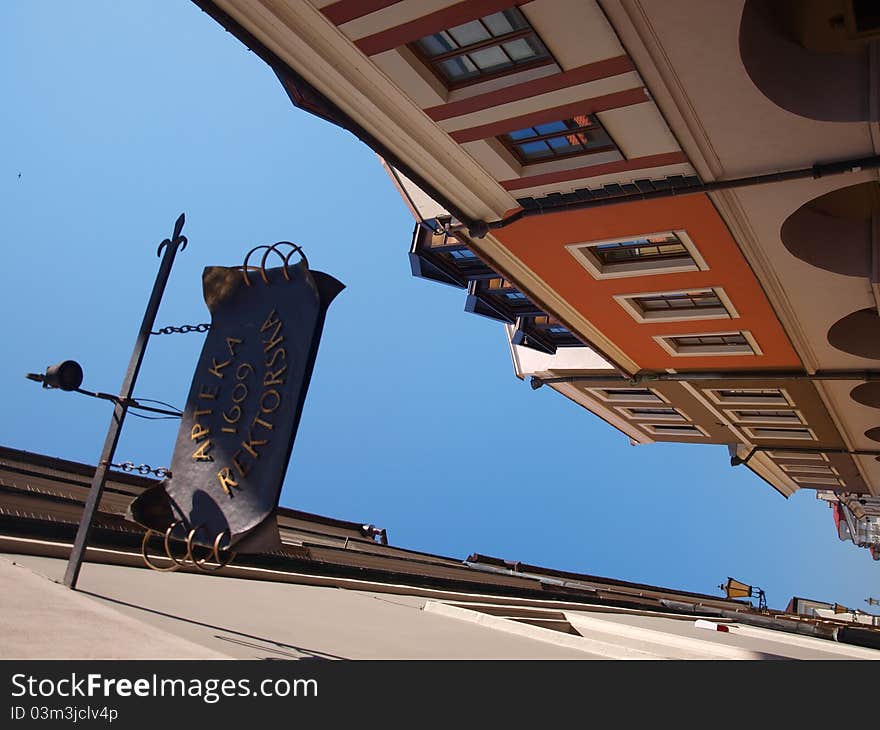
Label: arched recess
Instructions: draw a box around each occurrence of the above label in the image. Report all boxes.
[739,0,877,122]
[850,381,880,407]
[828,307,880,358]
[781,182,877,276]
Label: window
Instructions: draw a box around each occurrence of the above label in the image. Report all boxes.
[412,7,552,88]
[654,331,760,357]
[780,463,838,475]
[567,231,707,279]
[742,426,816,441]
[705,388,792,406]
[617,406,686,422]
[792,475,844,486]
[500,115,619,164]
[641,423,707,438]
[615,287,737,323]
[729,409,804,425]
[588,387,665,404]
[767,450,827,461]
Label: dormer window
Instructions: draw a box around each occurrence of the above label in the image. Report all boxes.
[412,8,552,88]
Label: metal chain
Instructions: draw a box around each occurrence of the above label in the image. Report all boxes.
[150,323,211,335]
[105,461,172,479]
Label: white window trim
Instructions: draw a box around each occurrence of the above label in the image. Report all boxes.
[704,388,793,407]
[742,426,817,441]
[729,409,805,426]
[767,450,827,461]
[780,463,839,475]
[615,406,688,422]
[640,423,708,438]
[653,330,762,357]
[792,475,844,486]
[565,230,708,280]
[585,386,668,404]
[613,287,738,324]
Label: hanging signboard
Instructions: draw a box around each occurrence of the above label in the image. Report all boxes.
[128,243,343,561]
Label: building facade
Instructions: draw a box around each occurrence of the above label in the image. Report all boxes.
[191,0,880,556]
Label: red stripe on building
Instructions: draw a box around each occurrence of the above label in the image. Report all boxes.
[322,0,402,26]
[500,152,689,191]
[355,0,523,56]
[425,56,635,121]
[448,88,649,143]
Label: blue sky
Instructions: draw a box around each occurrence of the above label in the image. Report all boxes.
[2,1,877,609]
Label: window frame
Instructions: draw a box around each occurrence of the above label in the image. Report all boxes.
[409,7,556,90]
[566,230,708,280]
[704,388,793,407]
[653,330,761,357]
[498,114,620,166]
[586,387,667,404]
[615,405,688,423]
[742,426,817,441]
[640,423,708,438]
[614,287,738,324]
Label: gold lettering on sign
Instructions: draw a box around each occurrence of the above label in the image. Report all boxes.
[265,347,285,369]
[217,467,238,496]
[222,405,241,425]
[193,408,212,418]
[226,337,242,358]
[231,450,250,478]
[191,423,210,441]
[199,384,219,400]
[261,310,284,352]
[260,389,281,414]
[192,440,214,462]
[232,382,248,404]
[241,430,267,459]
[252,416,273,432]
[208,357,232,379]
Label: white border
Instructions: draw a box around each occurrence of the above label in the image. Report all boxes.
[742,426,817,441]
[615,405,688,422]
[640,422,708,438]
[792,475,845,486]
[766,450,828,461]
[704,388,793,407]
[653,330,762,357]
[780,463,839,475]
[613,287,738,324]
[586,386,668,404]
[728,409,805,426]
[565,230,708,280]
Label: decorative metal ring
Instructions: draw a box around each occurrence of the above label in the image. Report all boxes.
[241,242,308,286]
[141,529,181,572]
[241,245,285,286]
[278,241,308,272]
[184,525,216,569]
[163,521,191,567]
[193,529,236,572]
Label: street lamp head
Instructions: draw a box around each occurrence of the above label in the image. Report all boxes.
[26,360,84,391]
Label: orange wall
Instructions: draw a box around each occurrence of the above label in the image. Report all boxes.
[494,194,802,371]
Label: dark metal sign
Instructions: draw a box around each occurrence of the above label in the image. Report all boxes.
[128,244,343,559]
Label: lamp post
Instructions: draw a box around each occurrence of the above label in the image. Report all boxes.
[27,214,188,589]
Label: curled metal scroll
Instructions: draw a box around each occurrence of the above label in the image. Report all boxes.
[141,521,236,573]
[241,242,308,286]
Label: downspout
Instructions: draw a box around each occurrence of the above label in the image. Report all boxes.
[486,155,880,233]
